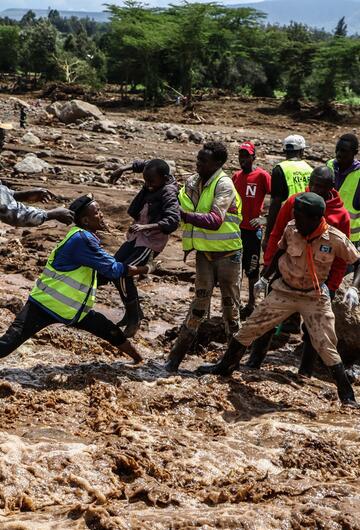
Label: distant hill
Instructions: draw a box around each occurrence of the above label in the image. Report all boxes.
[237,0,360,34]
[3,1,360,33]
[0,8,110,22]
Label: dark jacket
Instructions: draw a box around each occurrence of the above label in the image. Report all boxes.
[127,175,180,234]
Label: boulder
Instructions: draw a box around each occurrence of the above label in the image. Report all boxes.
[188,131,205,144]
[14,153,52,174]
[92,119,117,134]
[46,101,63,118]
[58,100,103,124]
[332,274,360,365]
[165,126,183,140]
[21,131,41,146]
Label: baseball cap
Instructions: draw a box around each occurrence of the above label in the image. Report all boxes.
[69,193,95,221]
[294,192,325,217]
[0,122,13,130]
[283,135,306,151]
[239,141,255,155]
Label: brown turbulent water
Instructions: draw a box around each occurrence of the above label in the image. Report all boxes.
[0,94,360,528]
[0,271,359,530]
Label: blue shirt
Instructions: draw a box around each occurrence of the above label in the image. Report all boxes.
[51,230,127,279]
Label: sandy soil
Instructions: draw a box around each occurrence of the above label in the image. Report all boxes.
[0,94,359,529]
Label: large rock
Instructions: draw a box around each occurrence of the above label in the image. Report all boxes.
[46,101,63,118]
[332,274,360,365]
[165,126,183,140]
[14,153,52,174]
[21,131,41,146]
[92,119,117,134]
[58,100,103,124]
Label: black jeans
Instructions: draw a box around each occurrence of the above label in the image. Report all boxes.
[99,240,155,305]
[0,301,127,359]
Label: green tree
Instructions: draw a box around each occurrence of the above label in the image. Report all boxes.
[0,26,20,72]
[334,16,347,37]
[20,20,59,82]
[105,1,171,102]
[306,37,360,110]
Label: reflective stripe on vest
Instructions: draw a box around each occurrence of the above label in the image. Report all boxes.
[179,171,243,252]
[30,227,97,323]
[328,159,360,242]
[279,160,312,198]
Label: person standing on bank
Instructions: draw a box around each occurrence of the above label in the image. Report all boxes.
[232,141,271,318]
[198,193,360,407]
[165,142,243,372]
[263,134,312,251]
[327,133,360,250]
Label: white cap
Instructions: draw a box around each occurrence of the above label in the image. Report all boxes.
[283,134,306,151]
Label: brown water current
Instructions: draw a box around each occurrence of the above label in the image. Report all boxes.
[0,295,360,529]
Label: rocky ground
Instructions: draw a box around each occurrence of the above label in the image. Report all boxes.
[0,94,359,529]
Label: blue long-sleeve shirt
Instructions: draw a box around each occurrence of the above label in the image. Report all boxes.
[50,230,127,279]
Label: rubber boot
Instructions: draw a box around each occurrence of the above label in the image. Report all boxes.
[123,299,143,338]
[245,330,274,369]
[298,338,316,377]
[329,362,358,406]
[164,327,195,372]
[197,337,247,376]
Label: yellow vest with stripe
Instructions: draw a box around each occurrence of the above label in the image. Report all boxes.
[179,171,243,252]
[30,227,97,324]
[279,160,312,197]
[327,159,360,243]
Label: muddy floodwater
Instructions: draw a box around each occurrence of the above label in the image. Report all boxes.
[0,94,359,528]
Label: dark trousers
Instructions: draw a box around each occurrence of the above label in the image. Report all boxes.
[99,240,155,305]
[0,301,127,359]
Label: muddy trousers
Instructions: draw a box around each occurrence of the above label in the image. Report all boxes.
[0,301,127,358]
[99,241,154,305]
[235,278,342,367]
[183,251,241,339]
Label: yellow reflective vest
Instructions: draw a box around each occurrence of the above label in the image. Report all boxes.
[179,170,242,252]
[30,227,97,323]
[327,159,360,243]
[279,159,312,198]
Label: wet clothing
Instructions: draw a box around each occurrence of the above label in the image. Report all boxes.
[183,250,241,338]
[241,228,261,279]
[235,278,341,367]
[232,167,271,230]
[108,240,156,304]
[277,220,359,291]
[264,189,351,291]
[127,175,180,240]
[271,159,312,202]
[0,181,47,226]
[0,300,127,359]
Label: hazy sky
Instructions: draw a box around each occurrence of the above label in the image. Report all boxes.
[1,0,263,12]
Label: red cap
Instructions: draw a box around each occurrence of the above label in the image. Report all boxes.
[239,142,255,155]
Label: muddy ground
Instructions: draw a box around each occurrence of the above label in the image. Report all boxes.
[0,95,359,529]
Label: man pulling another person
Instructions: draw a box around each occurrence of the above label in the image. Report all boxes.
[0,195,148,364]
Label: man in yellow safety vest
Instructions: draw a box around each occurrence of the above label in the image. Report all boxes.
[165,142,243,372]
[0,194,148,364]
[327,133,360,249]
[263,134,313,252]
